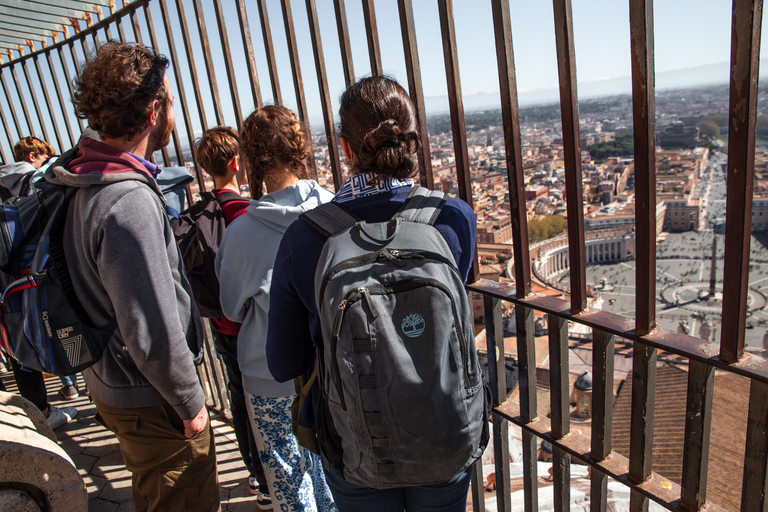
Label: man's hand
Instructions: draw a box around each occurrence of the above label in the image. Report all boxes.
[182,405,208,438]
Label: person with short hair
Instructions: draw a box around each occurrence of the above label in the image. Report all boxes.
[194,126,271,507]
[0,136,54,199]
[45,41,219,512]
[215,105,336,511]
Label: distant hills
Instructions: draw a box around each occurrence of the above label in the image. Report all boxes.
[422,59,768,114]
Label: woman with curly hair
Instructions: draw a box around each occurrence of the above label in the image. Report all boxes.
[215,105,336,511]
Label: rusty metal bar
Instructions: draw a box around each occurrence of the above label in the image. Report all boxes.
[104,21,112,41]
[172,0,207,131]
[116,13,126,41]
[491,0,531,297]
[45,50,75,148]
[471,459,485,512]
[548,314,570,510]
[629,342,656,511]
[591,329,614,512]
[304,0,342,190]
[192,0,224,126]
[397,0,432,189]
[483,296,511,512]
[235,0,262,109]
[31,54,64,152]
[212,0,243,129]
[130,7,143,46]
[9,64,34,137]
[58,44,84,131]
[68,39,82,77]
[552,0,586,313]
[680,361,714,510]
[142,2,179,166]
[741,379,768,510]
[629,0,656,335]
[361,0,382,76]
[91,30,100,52]
[20,57,51,145]
[256,0,282,105]
[437,0,477,282]
[0,97,14,161]
[280,0,317,178]
[333,0,355,87]
[721,0,763,362]
[0,68,23,137]
[158,0,196,170]
[514,304,538,512]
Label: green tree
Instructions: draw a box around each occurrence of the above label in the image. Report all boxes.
[697,120,720,138]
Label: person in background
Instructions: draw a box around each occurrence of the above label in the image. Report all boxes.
[46,41,219,511]
[266,76,478,512]
[194,126,271,509]
[215,105,336,511]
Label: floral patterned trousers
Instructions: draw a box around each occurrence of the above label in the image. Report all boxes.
[245,392,336,512]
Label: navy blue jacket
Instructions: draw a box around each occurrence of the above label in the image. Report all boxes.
[266,186,476,426]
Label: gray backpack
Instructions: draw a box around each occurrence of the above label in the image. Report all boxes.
[301,186,488,488]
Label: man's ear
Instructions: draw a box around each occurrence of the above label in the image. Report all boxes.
[340,136,355,164]
[228,153,240,173]
[148,100,161,126]
[27,151,36,164]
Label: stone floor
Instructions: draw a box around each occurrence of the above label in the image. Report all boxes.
[2,371,263,511]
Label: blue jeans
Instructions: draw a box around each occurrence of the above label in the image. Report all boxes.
[324,466,472,512]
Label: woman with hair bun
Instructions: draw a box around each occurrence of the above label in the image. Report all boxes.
[215,105,336,511]
[266,76,478,511]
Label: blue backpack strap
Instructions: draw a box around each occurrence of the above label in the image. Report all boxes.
[300,202,359,238]
[395,186,447,226]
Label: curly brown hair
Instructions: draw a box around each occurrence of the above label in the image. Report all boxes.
[339,76,420,181]
[195,126,239,178]
[239,105,309,200]
[72,42,169,141]
[13,136,53,162]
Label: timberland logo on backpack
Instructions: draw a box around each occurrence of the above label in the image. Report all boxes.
[401,313,426,338]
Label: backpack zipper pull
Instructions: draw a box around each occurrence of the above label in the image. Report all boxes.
[379,249,405,267]
[359,287,379,319]
[332,299,347,339]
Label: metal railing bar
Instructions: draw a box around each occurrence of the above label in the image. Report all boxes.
[10,64,35,137]
[493,406,729,512]
[720,0,763,363]
[0,97,14,162]
[520,429,538,512]
[0,17,65,34]
[130,7,144,47]
[0,0,92,19]
[142,2,178,166]
[0,6,81,26]
[437,0,478,282]
[304,0,342,190]
[0,24,57,40]
[104,21,113,41]
[515,304,538,512]
[552,0,586,313]
[471,459,485,512]
[31,54,64,152]
[468,278,768,385]
[57,44,84,131]
[680,361,714,510]
[741,378,768,510]
[590,329,614,512]
[548,314,570,510]
[158,0,197,170]
[483,295,511,512]
[256,0,282,106]
[280,0,318,179]
[91,29,101,52]
[172,0,208,132]
[629,0,656,336]
[44,50,75,148]
[235,0,262,109]
[397,0,433,189]
[116,13,126,41]
[191,0,225,126]
[491,0,531,298]
[0,69,23,138]
[212,0,244,129]
[362,0,382,76]
[628,342,656,511]
[333,0,354,88]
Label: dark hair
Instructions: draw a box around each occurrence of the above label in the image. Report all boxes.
[339,76,420,181]
[13,136,54,162]
[239,105,310,200]
[72,42,170,141]
[195,126,239,178]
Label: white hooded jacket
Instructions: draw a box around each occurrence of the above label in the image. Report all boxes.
[215,179,334,397]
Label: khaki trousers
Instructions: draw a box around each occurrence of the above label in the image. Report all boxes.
[92,397,221,512]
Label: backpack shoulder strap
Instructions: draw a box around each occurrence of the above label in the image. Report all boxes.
[214,190,243,206]
[395,186,447,226]
[18,171,35,198]
[0,185,10,202]
[300,202,359,238]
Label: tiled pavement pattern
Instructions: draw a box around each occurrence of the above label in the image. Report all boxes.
[1,371,263,511]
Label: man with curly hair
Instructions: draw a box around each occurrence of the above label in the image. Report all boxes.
[44,42,220,511]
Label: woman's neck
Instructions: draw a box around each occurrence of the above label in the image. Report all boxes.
[265,167,300,193]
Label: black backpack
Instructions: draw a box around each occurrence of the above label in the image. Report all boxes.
[0,180,116,375]
[0,170,36,204]
[171,191,243,318]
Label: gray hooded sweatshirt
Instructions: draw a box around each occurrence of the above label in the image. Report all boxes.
[215,179,334,397]
[46,138,205,420]
[0,161,36,197]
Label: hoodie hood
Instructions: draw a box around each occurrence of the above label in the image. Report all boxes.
[0,161,36,196]
[245,179,334,234]
[45,137,163,198]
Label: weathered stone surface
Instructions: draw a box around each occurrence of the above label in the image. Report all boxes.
[0,489,41,511]
[0,391,87,512]
[87,498,120,512]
